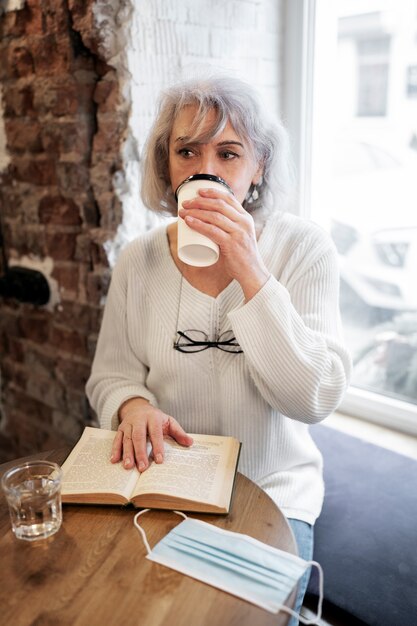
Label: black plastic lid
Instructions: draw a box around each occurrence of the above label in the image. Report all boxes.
[174,174,232,201]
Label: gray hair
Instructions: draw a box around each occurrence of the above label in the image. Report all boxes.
[141,76,294,222]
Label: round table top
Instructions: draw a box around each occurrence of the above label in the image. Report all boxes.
[0,447,297,626]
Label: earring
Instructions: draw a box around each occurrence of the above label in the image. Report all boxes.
[246,183,259,204]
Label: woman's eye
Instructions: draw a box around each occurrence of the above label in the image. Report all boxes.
[220,150,239,160]
[178,148,194,158]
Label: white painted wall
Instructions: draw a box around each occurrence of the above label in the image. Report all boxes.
[129,0,284,148]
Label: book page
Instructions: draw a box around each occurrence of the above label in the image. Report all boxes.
[61,427,139,497]
[133,434,236,504]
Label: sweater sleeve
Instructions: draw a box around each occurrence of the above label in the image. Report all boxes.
[228,243,352,424]
[85,251,157,431]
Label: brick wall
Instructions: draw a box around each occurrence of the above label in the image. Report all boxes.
[0,0,127,461]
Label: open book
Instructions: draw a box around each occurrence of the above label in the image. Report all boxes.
[61,427,241,514]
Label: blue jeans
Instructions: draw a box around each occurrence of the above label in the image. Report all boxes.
[286,518,314,626]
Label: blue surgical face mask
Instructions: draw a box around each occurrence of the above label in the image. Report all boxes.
[134,510,323,624]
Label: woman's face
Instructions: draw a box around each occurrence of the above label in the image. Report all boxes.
[168,105,263,204]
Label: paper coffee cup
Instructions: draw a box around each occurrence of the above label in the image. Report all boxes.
[175,174,232,267]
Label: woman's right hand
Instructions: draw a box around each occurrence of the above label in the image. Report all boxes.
[110,397,193,471]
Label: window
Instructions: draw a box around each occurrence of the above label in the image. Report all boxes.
[286,0,417,434]
[407,64,417,97]
[356,36,390,116]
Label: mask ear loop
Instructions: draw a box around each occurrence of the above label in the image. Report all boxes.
[134,509,188,555]
[281,560,324,625]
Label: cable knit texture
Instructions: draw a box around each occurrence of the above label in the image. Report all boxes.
[86,211,351,524]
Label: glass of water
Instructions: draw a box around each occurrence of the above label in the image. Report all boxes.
[1,460,62,541]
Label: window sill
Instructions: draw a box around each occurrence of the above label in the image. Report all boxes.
[325,410,417,461]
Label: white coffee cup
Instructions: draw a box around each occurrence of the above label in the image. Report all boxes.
[175,174,233,267]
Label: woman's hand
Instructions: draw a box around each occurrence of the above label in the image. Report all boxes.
[179,188,270,300]
[111,397,193,471]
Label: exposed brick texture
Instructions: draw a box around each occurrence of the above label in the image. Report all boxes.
[0,0,126,462]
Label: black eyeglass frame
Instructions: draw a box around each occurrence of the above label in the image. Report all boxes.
[173,330,243,353]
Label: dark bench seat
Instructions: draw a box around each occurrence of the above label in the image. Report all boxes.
[306,424,417,626]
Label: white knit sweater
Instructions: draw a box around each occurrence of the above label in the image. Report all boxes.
[86,211,351,524]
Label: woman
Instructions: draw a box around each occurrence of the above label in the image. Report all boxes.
[86,75,351,620]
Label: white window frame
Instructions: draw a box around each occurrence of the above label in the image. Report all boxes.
[283,0,316,219]
[283,0,417,436]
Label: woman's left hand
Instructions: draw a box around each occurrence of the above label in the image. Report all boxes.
[179,188,270,300]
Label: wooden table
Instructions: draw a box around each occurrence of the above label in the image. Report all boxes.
[0,448,297,626]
